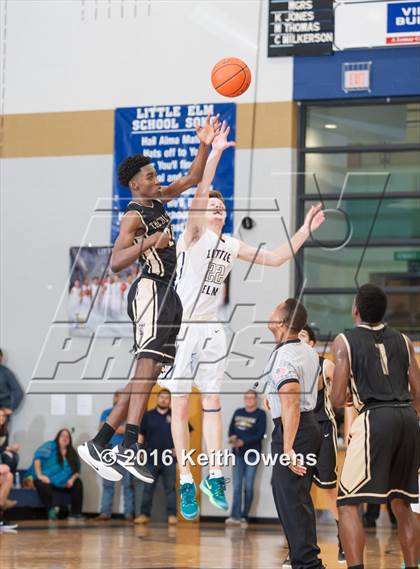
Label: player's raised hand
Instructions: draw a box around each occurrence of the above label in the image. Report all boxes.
[302,203,325,234]
[212,120,236,152]
[195,113,221,145]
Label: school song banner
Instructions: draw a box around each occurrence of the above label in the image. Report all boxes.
[112,102,236,243]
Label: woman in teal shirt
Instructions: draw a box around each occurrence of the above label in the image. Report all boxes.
[26,429,83,519]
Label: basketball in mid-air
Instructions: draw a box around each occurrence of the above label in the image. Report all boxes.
[211,57,251,98]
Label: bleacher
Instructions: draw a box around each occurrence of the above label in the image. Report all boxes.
[8,470,71,514]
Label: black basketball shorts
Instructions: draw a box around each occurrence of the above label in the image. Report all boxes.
[127,277,183,364]
[338,405,420,506]
[313,419,338,490]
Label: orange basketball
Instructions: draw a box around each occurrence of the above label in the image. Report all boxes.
[211,57,251,98]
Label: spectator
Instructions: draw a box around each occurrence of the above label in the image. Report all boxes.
[0,408,19,473]
[25,429,83,520]
[0,349,24,414]
[95,391,134,521]
[135,389,178,526]
[226,390,266,527]
[0,463,18,532]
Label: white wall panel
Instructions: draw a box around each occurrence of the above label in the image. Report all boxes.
[1,146,296,515]
[3,0,292,114]
[1,0,296,515]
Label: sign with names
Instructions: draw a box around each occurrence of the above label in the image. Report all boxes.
[268,0,334,57]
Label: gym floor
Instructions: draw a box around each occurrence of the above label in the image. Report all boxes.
[0,520,403,569]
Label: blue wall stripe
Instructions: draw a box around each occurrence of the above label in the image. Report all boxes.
[293,47,420,100]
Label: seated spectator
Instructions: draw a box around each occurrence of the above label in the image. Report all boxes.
[95,390,133,521]
[0,408,19,473]
[226,389,267,527]
[0,463,18,532]
[135,389,178,526]
[25,429,83,520]
[0,349,24,414]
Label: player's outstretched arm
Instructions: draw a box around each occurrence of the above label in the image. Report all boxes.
[406,337,420,414]
[237,204,325,266]
[110,212,169,273]
[184,121,235,247]
[330,334,351,408]
[157,113,220,202]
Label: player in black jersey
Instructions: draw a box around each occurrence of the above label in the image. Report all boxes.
[331,284,420,569]
[299,324,345,565]
[78,113,221,484]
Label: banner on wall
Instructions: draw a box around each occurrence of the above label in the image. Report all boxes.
[68,244,231,338]
[335,0,420,50]
[387,1,420,44]
[68,246,136,337]
[112,103,236,243]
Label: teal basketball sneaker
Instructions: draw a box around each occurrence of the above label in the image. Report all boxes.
[200,475,228,511]
[179,482,199,520]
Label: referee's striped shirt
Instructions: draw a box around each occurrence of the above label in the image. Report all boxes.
[264,339,320,419]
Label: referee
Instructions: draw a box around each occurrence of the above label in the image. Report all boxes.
[264,298,325,569]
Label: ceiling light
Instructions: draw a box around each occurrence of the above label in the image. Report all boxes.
[324,124,337,129]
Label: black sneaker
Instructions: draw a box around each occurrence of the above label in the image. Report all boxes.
[338,543,346,563]
[111,443,154,483]
[282,554,292,568]
[77,440,122,482]
[0,520,18,533]
[68,514,86,521]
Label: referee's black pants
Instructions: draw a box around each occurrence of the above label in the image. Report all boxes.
[271,411,323,569]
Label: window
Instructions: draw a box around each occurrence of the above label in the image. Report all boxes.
[305,103,420,147]
[297,100,420,339]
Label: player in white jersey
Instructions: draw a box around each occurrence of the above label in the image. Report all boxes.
[159,121,326,520]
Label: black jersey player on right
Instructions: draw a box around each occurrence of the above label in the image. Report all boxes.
[299,324,345,565]
[332,284,420,569]
[78,114,221,484]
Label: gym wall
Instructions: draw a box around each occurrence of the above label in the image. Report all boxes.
[1,0,295,516]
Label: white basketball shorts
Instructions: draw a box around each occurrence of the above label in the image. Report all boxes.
[158,321,227,395]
